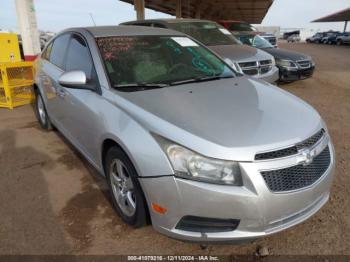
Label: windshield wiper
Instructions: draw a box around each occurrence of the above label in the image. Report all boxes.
[169,75,234,86]
[113,82,169,91]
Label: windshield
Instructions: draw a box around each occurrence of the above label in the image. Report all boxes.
[237,34,274,49]
[167,21,241,46]
[228,22,256,32]
[327,32,338,36]
[96,36,235,89]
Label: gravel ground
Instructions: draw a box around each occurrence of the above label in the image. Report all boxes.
[0,43,349,256]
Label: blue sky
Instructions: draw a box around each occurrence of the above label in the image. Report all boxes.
[0,0,349,32]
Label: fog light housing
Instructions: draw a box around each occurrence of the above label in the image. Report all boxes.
[175,216,240,233]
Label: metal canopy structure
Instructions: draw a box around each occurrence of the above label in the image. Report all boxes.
[120,0,273,24]
[312,7,350,32]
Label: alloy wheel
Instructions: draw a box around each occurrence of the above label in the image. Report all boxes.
[109,159,136,217]
[37,95,47,125]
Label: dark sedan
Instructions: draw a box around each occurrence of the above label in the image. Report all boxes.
[237,33,315,82]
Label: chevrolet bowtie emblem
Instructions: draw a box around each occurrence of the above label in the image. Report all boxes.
[297,148,317,166]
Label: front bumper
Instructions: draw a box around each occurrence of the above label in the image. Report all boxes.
[253,66,279,84]
[139,141,334,243]
[279,65,315,82]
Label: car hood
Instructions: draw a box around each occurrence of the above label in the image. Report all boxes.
[262,47,310,61]
[115,77,322,161]
[209,44,273,63]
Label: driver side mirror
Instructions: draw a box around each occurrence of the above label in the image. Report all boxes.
[58,70,87,88]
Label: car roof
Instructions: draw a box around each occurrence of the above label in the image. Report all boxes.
[121,18,215,26]
[60,25,185,38]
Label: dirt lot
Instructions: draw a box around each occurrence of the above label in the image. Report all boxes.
[0,43,349,256]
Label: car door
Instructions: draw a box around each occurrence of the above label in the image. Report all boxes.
[345,33,350,43]
[57,33,103,161]
[40,33,71,128]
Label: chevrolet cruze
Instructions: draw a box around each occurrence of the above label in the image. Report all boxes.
[34,26,335,243]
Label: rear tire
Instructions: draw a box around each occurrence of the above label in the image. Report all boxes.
[34,89,52,130]
[105,146,148,227]
[337,40,342,45]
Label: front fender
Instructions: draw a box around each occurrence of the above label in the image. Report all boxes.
[97,90,174,178]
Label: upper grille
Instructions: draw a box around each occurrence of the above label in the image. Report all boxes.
[260,60,272,66]
[261,146,331,192]
[239,61,256,68]
[297,60,311,68]
[296,129,325,150]
[239,60,273,76]
[255,129,325,161]
[255,146,298,161]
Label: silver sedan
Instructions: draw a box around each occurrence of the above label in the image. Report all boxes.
[34,26,334,243]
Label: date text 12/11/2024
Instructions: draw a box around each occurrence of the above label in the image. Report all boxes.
[127,256,220,261]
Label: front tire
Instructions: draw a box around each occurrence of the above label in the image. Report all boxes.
[34,90,52,130]
[105,146,148,227]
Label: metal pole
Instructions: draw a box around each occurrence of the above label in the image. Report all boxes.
[134,0,145,20]
[176,0,182,18]
[344,21,348,32]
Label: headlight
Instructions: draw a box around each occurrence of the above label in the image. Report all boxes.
[271,57,276,66]
[232,62,243,74]
[154,136,242,185]
[275,59,297,69]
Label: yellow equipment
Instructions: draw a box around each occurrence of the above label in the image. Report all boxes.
[0,61,35,109]
[0,33,22,63]
[0,33,35,109]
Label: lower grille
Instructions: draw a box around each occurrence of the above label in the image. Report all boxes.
[261,146,331,192]
[260,66,272,74]
[243,68,258,75]
[175,216,240,233]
